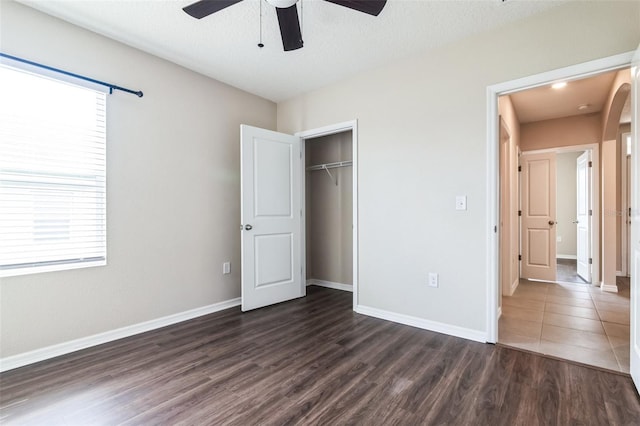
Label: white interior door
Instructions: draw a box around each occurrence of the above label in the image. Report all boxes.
[630,43,640,392]
[521,152,557,282]
[627,153,631,274]
[576,151,591,282]
[240,125,303,311]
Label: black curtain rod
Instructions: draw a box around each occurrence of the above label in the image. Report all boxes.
[0,52,143,98]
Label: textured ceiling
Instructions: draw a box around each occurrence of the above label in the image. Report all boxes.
[509,70,624,124]
[18,0,566,102]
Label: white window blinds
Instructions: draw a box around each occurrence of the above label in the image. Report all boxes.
[0,64,107,276]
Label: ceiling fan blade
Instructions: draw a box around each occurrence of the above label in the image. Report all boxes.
[323,0,387,16]
[276,5,304,51]
[183,0,243,19]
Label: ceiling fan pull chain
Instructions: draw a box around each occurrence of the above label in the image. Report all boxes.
[258,0,264,48]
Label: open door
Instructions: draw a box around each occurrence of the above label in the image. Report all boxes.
[240,125,303,311]
[630,43,640,392]
[576,151,592,282]
[521,152,557,282]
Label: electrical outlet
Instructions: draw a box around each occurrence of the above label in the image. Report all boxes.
[428,272,439,288]
[223,262,231,275]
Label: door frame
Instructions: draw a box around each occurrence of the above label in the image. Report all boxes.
[499,117,513,302]
[296,120,359,310]
[518,145,599,285]
[486,51,635,343]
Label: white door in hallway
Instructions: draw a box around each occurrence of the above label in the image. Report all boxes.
[630,43,640,393]
[521,152,557,282]
[240,125,303,311]
[576,151,591,282]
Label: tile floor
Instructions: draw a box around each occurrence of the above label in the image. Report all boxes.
[499,276,630,373]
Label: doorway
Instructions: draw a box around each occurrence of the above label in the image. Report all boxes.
[303,131,354,294]
[487,54,634,373]
[557,150,591,284]
[518,146,596,285]
[298,120,359,310]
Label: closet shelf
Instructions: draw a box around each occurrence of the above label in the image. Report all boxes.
[306,160,352,186]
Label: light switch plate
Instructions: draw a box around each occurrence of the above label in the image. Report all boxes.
[428,272,439,288]
[456,195,467,211]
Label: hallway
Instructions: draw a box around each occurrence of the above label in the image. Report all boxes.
[499,277,630,373]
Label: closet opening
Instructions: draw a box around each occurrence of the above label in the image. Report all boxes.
[302,130,354,298]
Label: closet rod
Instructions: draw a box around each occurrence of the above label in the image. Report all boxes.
[306,160,352,171]
[306,160,352,186]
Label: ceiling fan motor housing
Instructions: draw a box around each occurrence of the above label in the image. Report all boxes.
[266,0,298,8]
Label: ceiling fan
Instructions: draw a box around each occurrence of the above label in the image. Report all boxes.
[182,0,387,51]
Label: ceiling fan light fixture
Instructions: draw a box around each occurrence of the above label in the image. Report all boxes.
[266,0,298,8]
[578,104,590,111]
[183,0,386,51]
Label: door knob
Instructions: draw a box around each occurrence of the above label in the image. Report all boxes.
[244,224,253,230]
[548,220,556,226]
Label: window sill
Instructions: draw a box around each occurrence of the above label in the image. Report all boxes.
[0,260,107,278]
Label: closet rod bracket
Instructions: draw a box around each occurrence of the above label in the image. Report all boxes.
[323,165,338,185]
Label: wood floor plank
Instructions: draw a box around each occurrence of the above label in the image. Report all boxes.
[1,286,639,425]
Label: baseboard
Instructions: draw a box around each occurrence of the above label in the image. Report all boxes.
[616,270,625,277]
[355,304,486,343]
[557,254,577,260]
[600,282,619,293]
[0,297,241,373]
[509,277,519,296]
[307,279,353,292]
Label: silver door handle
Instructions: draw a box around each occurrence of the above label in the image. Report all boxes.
[572,220,579,224]
[244,224,253,231]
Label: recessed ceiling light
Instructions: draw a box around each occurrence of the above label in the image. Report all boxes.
[552,82,567,89]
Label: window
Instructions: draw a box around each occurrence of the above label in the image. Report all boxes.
[0,64,107,276]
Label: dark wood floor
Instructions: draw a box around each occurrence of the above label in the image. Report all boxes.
[556,258,588,284]
[2,286,639,425]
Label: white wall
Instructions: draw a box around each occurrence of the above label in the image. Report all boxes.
[277,1,640,335]
[0,1,276,358]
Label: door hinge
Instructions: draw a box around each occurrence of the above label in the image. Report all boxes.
[300,150,302,159]
[518,210,522,217]
[588,161,592,168]
[494,225,497,233]
[589,258,593,265]
[518,254,522,261]
[518,165,521,172]
[589,209,592,216]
